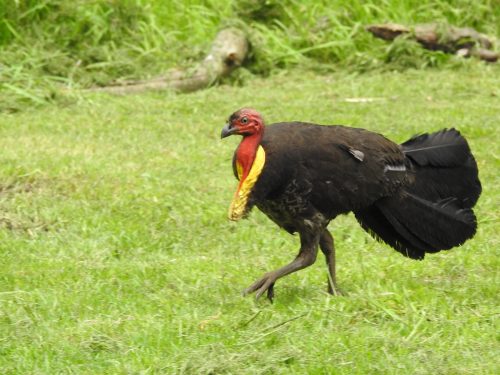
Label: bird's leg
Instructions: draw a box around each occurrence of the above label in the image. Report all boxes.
[244,231,319,302]
[319,229,342,296]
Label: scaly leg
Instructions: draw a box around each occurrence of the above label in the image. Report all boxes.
[319,229,342,295]
[244,231,320,302]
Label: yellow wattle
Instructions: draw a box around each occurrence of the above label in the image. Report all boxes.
[236,161,243,180]
[229,145,266,221]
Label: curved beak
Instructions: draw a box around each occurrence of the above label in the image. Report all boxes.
[221,123,237,139]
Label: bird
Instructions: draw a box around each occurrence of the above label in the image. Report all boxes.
[221,108,481,301]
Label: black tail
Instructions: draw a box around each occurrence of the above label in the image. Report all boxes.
[355,129,481,260]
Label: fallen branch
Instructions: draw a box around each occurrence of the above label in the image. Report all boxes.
[90,28,249,94]
[367,23,498,62]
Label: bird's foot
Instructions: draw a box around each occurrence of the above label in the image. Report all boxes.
[327,282,343,296]
[243,272,277,302]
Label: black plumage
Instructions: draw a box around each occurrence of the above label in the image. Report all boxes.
[221,108,481,301]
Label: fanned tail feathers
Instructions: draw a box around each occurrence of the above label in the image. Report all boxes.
[402,128,469,167]
[355,128,481,259]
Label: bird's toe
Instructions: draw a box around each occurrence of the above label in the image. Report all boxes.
[266,283,275,302]
[244,273,276,302]
[327,282,344,296]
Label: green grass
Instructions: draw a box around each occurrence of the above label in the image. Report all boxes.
[1,0,499,111]
[0,63,499,373]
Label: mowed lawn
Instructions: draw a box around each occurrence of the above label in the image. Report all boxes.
[1,65,499,374]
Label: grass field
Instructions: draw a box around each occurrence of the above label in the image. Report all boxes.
[1,63,499,373]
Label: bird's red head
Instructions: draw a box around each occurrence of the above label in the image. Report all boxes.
[221,108,264,138]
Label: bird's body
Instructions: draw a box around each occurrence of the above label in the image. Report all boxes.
[241,123,407,229]
[221,109,481,300]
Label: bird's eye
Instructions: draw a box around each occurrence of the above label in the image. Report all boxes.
[241,117,248,124]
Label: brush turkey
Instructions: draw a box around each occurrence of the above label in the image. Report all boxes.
[221,108,481,301]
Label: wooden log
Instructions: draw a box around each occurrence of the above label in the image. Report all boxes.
[366,23,410,41]
[414,24,493,52]
[457,47,499,63]
[367,23,498,62]
[91,28,249,94]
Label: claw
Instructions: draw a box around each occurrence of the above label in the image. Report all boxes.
[244,273,276,302]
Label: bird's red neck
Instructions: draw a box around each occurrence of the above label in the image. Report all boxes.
[236,131,264,182]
